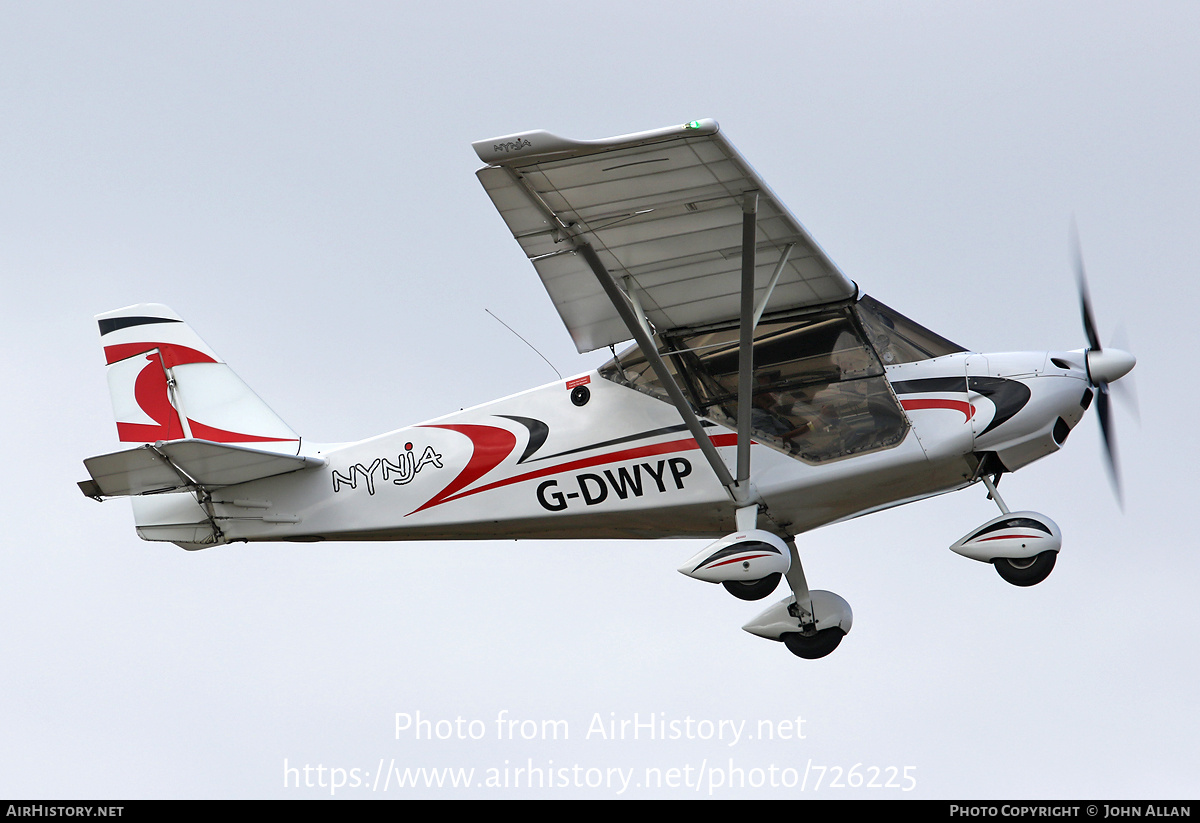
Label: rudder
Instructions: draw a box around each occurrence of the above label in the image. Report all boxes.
[97,303,300,454]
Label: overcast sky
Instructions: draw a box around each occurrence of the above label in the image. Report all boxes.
[2,2,1197,798]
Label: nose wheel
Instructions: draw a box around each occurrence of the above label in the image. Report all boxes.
[951,474,1062,587]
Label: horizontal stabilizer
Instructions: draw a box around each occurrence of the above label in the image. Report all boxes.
[80,439,326,498]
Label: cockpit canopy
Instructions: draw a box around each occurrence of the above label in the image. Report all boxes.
[599,296,965,464]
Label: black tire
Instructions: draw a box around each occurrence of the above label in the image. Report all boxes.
[781,628,845,659]
[993,550,1057,587]
[721,572,782,601]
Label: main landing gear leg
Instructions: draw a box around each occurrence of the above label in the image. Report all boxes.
[742,538,853,660]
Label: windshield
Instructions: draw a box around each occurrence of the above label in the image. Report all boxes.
[856,294,966,364]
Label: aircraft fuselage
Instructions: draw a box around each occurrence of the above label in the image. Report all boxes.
[129,348,1092,547]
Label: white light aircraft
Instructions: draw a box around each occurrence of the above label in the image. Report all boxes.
[80,120,1136,659]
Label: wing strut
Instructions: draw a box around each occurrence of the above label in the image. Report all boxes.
[575,242,749,506]
[142,443,227,543]
[752,243,795,329]
[577,189,767,512]
[736,192,758,493]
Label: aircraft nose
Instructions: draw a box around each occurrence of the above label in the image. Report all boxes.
[1086,348,1136,384]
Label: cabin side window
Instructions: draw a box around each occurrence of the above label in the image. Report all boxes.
[600,305,910,463]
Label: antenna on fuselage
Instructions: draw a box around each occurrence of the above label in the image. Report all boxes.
[485,309,563,380]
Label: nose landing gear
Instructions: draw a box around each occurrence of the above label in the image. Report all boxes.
[951,474,1062,587]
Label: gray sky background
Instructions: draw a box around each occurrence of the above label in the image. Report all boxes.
[2,2,1197,798]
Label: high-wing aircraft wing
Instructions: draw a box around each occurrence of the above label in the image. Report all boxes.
[474,119,855,353]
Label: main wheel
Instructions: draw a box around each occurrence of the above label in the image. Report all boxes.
[781,628,845,659]
[721,572,782,601]
[993,550,1057,587]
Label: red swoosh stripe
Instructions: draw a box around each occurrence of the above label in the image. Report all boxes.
[187,419,297,444]
[707,553,771,569]
[105,342,214,366]
[409,431,739,515]
[900,398,976,421]
[975,534,1044,542]
[111,344,297,444]
[409,424,518,514]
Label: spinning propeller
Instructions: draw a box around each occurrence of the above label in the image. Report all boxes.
[1073,228,1136,505]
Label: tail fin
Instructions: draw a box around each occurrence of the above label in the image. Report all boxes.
[97,304,300,454]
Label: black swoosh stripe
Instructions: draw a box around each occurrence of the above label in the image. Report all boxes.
[98,316,182,336]
[494,415,549,464]
[891,377,967,395]
[530,422,714,463]
[969,377,1032,436]
[966,517,1053,541]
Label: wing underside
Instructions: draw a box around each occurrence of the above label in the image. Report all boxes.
[474,119,855,353]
